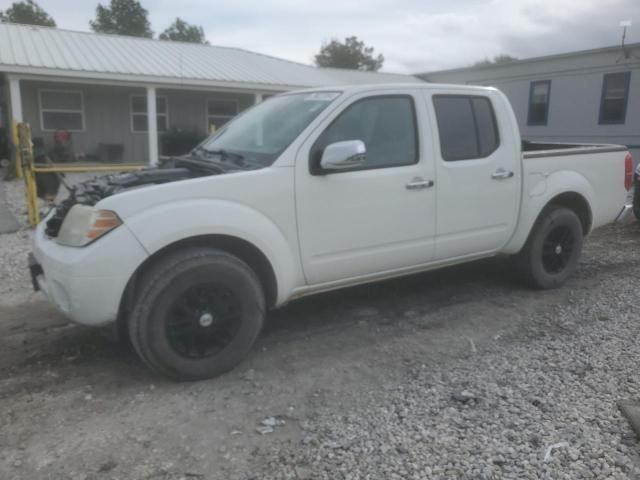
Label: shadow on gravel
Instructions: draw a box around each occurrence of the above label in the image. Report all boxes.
[0,305,149,388]
[264,256,515,337]
[262,223,640,342]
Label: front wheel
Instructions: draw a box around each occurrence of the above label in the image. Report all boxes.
[129,248,265,381]
[514,206,584,289]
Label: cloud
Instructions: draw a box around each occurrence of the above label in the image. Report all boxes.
[31,0,640,73]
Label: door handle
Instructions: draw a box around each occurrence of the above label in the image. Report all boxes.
[491,168,514,180]
[405,178,435,190]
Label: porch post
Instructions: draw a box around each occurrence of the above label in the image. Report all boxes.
[254,93,264,146]
[146,85,158,166]
[8,76,23,122]
[7,76,24,178]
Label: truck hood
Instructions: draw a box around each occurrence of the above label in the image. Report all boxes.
[44,156,255,237]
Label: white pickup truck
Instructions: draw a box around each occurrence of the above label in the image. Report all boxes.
[30,84,634,380]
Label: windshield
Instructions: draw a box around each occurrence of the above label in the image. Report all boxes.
[193,91,341,167]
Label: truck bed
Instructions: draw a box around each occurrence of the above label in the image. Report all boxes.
[519,141,630,234]
[522,140,628,158]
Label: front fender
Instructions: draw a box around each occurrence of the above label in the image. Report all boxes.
[124,199,300,305]
[503,170,595,254]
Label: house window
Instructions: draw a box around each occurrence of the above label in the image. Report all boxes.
[39,89,85,131]
[599,72,631,125]
[207,99,238,131]
[131,95,169,133]
[527,80,551,126]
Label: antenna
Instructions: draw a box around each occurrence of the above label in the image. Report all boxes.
[617,20,633,62]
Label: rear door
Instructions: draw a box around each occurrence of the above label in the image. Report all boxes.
[426,91,520,260]
[295,91,437,285]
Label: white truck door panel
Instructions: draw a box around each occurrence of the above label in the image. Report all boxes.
[428,92,520,260]
[295,92,437,285]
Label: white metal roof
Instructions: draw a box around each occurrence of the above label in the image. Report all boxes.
[294,82,496,94]
[0,23,421,91]
[419,42,640,77]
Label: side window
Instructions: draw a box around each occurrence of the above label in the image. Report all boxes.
[599,72,631,125]
[527,80,551,126]
[39,89,85,132]
[311,95,418,172]
[207,98,239,131]
[433,95,499,161]
[131,95,169,133]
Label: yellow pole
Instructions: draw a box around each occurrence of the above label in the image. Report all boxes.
[17,123,40,226]
[10,120,23,178]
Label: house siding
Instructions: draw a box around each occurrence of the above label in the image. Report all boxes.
[22,80,149,162]
[19,80,256,163]
[420,45,640,162]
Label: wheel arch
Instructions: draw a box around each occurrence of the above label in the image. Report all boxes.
[503,173,595,256]
[517,191,593,253]
[544,191,592,235]
[117,234,278,339]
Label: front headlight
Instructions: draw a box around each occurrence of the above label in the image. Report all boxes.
[56,205,122,247]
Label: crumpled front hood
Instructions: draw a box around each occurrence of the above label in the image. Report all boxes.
[68,167,195,204]
[44,156,230,238]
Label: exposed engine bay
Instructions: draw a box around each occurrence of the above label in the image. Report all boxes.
[44,155,245,238]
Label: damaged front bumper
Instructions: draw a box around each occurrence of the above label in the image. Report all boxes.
[29,216,149,326]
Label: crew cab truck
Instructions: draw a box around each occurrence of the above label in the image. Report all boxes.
[30,84,634,380]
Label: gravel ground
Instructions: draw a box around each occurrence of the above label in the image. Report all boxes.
[259,262,640,480]
[0,171,96,304]
[1,173,36,305]
[1,174,640,479]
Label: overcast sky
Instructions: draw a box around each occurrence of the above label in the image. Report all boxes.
[5,0,640,72]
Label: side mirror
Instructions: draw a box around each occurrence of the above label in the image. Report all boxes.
[319,140,366,171]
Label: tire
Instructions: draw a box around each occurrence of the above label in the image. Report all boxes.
[633,184,640,221]
[128,248,265,381]
[514,206,584,289]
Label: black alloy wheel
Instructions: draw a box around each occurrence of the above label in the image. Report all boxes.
[514,206,584,289]
[129,248,265,381]
[541,225,575,275]
[165,283,242,359]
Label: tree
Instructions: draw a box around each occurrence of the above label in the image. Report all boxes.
[90,0,153,38]
[314,36,384,71]
[159,18,208,44]
[473,54,518,67]
[0,0,56,27]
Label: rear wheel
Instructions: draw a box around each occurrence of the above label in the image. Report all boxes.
[633,183,640,221]
[514,206,584,289]
[129,248,265,381]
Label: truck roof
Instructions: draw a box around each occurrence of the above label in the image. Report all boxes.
[288,82,498,95]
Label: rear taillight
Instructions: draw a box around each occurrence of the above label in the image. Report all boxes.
[625,153,633,191]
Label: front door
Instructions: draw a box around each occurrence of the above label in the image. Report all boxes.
[295,92,437,286]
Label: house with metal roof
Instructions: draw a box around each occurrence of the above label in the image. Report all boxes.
[417,42,640,163]
[0,22,421,164]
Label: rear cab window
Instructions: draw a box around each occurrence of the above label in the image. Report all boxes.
[432,95,500,161]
